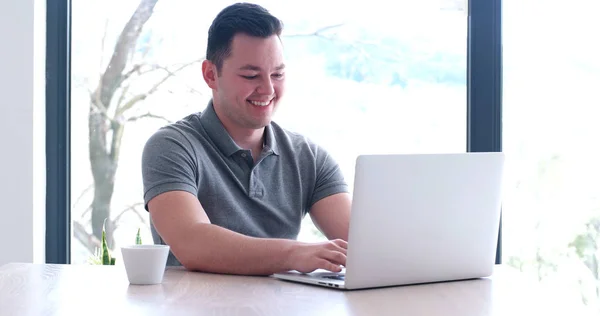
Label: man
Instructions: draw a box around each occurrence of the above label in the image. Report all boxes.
[142,2,351,276]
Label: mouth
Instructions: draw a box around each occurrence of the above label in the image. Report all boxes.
[247,99,273,107]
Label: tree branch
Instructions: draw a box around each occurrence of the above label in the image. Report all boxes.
[284,23,344,38]
[115,84,132,112]
[88,89,113,122]
[73,220,101,255]
[98,17,110,77]
[146,63,205,96]
[81,205,93,221]
[115,64,158,110]
[115,93,148,118]
[113,203,147,226]
[127,112,172,123]
[73,184,94,211]
[109,121,125,163]
[135,64,163,76]
[121,64,144,83]
[114,58,202,118]
[96,0,159,111]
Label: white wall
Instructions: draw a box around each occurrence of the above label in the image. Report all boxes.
[0,0,46,265]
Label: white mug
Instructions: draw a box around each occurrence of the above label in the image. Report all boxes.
[121,244,170,285]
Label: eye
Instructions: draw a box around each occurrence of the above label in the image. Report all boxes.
[272,73,285,79]
[241,75,258,80]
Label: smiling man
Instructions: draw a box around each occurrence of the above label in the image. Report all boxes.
[141,2,351,276]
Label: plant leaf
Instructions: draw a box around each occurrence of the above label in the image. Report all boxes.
[87,247,102,265]
[102,218,111,265]
[136,227,142,245]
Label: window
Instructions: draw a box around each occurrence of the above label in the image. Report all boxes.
[503,0,600,312]
[66,0,468,263]
[48,0,501,282]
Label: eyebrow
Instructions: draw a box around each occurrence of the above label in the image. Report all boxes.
[238,64,286,71]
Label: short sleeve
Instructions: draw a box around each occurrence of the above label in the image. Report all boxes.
[141,127,198,210]
[309,145,350,208]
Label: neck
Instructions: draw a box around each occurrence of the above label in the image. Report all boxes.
[212,102,264,151]
[226,124,264,151]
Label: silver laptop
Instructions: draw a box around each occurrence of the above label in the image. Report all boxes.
[273,152,505,290]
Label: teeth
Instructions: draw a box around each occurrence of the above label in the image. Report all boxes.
[249,100,271,107]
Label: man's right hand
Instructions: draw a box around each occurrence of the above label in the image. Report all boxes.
[286,239,347,273]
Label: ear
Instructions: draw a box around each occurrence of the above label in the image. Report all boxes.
[202,59,218,90]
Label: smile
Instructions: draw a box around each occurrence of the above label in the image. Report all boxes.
[248,99,272,107]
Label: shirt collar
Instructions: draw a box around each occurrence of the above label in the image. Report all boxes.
[264,122,280,156]
[200,100,279,157]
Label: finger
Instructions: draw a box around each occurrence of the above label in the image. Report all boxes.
[331,239,348,250]
[321,250,346,266]
[317,258,343,273]
[327,241,347,256]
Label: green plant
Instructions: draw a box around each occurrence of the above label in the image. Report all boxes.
[87,223,144,265]
[136,227,142,245]
[87,219,116,265]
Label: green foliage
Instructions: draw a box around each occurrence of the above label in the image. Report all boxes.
[136,227,142,245]
[88,224,145,265]
[86,248,103,265]
[571,234,592,258]
[289,31,465,86]
[569,216,600,264]
[506,256,526,272]
[569,216,600,302]
[88,219,116,265]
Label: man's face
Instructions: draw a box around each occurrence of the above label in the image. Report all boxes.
[209,33,286,130]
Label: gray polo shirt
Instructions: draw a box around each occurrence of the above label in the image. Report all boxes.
[141,101,349,266]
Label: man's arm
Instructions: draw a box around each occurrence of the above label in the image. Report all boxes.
[309,192,351,241]
[307,142,352,242]
[149,190,348,275]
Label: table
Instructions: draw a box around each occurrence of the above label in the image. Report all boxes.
[0,263,576,316]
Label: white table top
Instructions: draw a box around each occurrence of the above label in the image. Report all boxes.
[0,263,576,316]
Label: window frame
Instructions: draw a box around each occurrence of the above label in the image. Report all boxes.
[46,0,72,264]
[45,0,503,264]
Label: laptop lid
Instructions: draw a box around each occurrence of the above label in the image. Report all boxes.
[344,152,504,289]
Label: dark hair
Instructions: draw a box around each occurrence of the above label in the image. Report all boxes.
[206,3,283,74]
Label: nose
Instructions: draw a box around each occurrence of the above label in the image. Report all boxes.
[257,77,275,95]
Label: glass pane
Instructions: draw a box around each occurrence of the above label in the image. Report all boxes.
[503,0,600,313]
[71,0,467,263]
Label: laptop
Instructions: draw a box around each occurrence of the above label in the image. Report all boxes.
[273,152,505,290]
